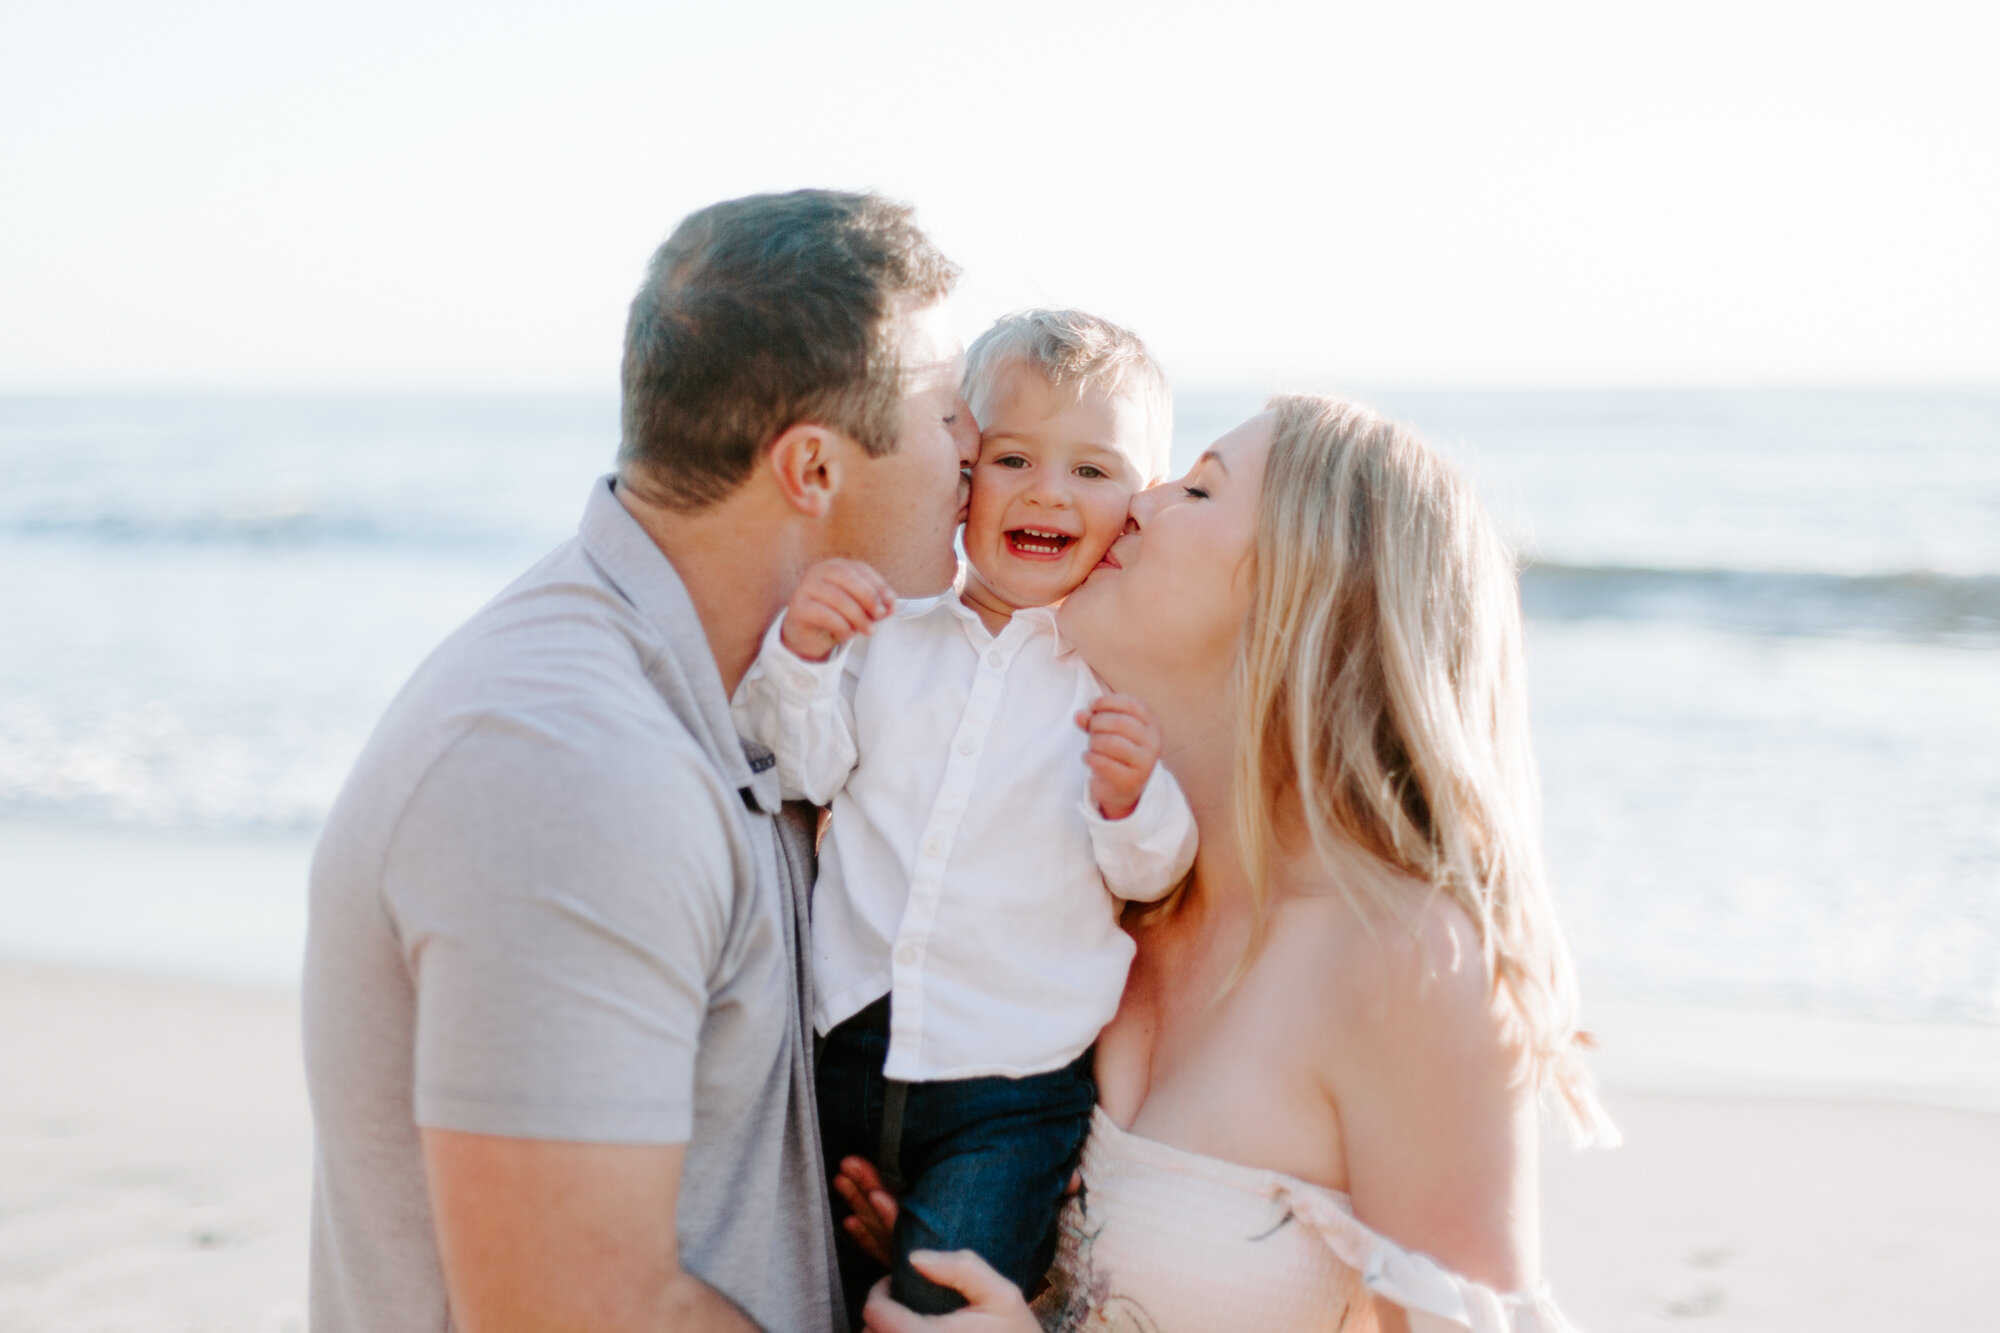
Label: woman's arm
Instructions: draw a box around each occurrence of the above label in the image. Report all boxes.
[1326,897,1541,1329]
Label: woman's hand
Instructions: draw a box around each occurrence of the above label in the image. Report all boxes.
[861,1253,1042,1333]
[834,1156,900,1267]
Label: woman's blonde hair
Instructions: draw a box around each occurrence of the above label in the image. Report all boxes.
[1231,393,1615,1146]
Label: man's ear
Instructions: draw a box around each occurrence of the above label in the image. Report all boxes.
[765,422,849,519]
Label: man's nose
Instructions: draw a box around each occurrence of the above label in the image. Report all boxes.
[951,398,979,468]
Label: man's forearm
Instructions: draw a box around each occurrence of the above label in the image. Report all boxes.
[424,1131,764,1333]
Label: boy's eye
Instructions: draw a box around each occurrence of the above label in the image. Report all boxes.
[994,455,1028,469]
[1075,464,1105,479]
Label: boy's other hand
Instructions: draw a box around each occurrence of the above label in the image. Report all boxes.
[781,559,895,662]
[1075,693,1161,821]
[834,1155,900,1267]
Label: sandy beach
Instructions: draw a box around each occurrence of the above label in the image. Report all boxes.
[0,965,309,1333]
[3,961,1996,1332]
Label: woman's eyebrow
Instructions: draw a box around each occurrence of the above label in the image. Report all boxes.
[1197,449,1229,474]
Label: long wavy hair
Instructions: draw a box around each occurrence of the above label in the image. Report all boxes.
[1227,393,1615,1145]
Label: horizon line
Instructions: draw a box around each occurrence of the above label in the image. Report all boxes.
[3,378,1997,401]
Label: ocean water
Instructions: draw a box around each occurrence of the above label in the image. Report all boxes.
[1,388,1996,1029]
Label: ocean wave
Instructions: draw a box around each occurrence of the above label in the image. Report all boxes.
[0,507,550,550]
[1521,563,2000,640]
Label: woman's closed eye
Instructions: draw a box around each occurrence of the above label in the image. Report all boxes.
[1182,484,1210,499]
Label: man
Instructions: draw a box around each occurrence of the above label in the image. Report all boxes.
[302,189,976,1332]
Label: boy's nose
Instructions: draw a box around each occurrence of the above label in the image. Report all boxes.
[1026,475,1070,506]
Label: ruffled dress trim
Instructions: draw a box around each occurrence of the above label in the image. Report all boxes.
[1088,1108,1579,1333]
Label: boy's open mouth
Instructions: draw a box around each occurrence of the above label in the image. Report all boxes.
[1005,527,1076,559]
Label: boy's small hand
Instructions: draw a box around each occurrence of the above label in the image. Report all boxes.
[781,559,895,662]
[834,1155,899,1268]
[1075,693,1161,821]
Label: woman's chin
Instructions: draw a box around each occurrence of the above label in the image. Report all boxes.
[1061,571,1104,607]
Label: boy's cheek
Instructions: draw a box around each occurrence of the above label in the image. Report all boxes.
[1074,522,1127,569]
[959,477,1004,546]
[1089,488,1144,541]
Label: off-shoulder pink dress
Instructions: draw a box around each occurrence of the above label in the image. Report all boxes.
[1033,1108,1578,1333]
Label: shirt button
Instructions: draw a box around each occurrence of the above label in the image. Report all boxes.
[922,836,942,858]
[896,942,921,967]
[956,735,978,755]
[988,650,1004,667]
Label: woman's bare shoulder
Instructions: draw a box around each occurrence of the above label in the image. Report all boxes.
[1276,878,1506,1072]
[1282,876,1536,1289]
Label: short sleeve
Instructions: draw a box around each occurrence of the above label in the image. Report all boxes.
[385,707,740,1144]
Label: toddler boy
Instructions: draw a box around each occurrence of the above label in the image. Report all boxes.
[732,309,1195,1321]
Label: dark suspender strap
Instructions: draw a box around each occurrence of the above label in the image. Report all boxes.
[878,1079,910,1194]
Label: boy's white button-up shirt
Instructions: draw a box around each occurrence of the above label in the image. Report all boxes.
[732,580,1197,1081]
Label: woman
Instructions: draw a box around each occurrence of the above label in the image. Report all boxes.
[847,395,1615,1332]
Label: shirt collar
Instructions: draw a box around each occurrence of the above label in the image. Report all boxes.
[577,475,783,815]
[887,559,968,621]
[898,561,1079,659]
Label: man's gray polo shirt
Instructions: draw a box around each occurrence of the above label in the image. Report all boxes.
[302,477,841,1332]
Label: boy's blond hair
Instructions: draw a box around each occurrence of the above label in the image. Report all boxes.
[963,309,1174,483]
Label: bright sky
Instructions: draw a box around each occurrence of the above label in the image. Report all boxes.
[3,0,1995,392]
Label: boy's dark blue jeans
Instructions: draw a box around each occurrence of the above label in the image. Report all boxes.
[817,996,1096,1325]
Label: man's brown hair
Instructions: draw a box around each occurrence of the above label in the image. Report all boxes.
[618,190,961,510]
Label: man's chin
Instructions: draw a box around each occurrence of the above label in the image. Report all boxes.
[887,553,961,600]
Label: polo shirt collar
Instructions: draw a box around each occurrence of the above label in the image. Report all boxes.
[578,476,783,815]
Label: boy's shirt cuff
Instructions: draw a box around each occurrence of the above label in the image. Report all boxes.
[754,610,852,700]
[1082,761,1199,902]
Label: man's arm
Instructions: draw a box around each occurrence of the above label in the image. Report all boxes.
[424,1131,760,1333]
[389,715,757,1329]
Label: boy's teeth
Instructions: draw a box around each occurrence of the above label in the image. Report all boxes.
[1011,528,1072,554]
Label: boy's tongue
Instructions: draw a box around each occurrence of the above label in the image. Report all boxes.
[1006,528,1074,559]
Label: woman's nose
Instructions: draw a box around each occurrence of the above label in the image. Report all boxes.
[1126,480,1168,528]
